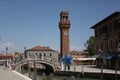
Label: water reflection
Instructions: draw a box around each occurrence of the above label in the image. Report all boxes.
[18,68,99,80]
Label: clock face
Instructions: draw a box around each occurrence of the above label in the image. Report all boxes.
[64,31,68,35]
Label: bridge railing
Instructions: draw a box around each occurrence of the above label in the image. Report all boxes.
[13,55,61,71]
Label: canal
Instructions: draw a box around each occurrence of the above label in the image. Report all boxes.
[16,67,100,80]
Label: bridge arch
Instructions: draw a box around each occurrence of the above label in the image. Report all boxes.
[12,60,58,74]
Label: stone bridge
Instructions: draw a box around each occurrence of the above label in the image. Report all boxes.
[12,59,61,73]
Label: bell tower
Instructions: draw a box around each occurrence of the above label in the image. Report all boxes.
[59,11,71,57]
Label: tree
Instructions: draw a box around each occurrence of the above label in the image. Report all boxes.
[84,36,95,56]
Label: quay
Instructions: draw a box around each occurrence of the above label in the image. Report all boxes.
[0,66,32,80]
[0,65,120,80]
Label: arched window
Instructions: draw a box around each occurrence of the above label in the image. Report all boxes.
[50,53,52,57]
[44,53,46,59]
[39,53,42,59]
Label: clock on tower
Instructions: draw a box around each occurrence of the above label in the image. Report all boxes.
[58,11,71,57]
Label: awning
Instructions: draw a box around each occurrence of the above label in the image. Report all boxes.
[91,54,100,58]
[73,58,96,60]
[106,54,116,59]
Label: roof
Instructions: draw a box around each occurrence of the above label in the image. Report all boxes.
[91,12,120,29]
[26,45,54,51]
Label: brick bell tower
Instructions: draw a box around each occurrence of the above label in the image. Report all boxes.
[59,11,71,57]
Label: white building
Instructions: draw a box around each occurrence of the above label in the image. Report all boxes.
[25,45,58,64]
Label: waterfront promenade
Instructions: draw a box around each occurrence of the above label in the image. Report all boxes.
[0,65,120,80]
[0,66,32,80]
[69,65,120,74]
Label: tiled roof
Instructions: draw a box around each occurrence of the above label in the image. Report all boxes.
[26,45,54,51]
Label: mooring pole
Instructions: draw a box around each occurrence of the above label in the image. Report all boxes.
[34,60,37,80]
[20,54,24,74]
[21,60,24,74]
[101,57,103,80]
[27,52,30,78]
[115,56,118,80]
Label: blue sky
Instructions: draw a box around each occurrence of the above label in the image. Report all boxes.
[0,0,120,53]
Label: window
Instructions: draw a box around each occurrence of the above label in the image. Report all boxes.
[44,53,46,57]
[110,40,113,49]
[99,28,102,36]
[50,53,52,57]
[109,23,112,32]
[112,19,120,31]
[102,25,108,33]
[115,39,118,48]
[118,22,120,30]
[95,30,98,37]
[44,53,46,59]
[39,53,42,59]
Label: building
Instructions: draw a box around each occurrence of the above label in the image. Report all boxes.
[59,11,71,57]
[25,45,58,64]
[0,53,14,60]
[70,50,93,65]
[91,12,120,68]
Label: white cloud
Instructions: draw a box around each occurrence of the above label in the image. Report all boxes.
[0,42,16,53]
[70,45,84,51]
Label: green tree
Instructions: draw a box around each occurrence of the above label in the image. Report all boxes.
[84,36,95,56]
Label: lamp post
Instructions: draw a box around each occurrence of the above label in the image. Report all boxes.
[26,48,31,78]
[34,54,37,80]
[116,41,120,80]
[116,20,120,80]
[5,47,8,67]
[99,49,103,80]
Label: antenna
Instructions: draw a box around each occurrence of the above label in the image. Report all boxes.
[0,36,1,54]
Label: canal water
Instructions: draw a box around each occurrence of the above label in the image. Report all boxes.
[19,69,99,80]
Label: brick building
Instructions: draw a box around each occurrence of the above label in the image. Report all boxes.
[91,12,120,68]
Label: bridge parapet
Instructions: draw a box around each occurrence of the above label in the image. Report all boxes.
[12,55,61,72]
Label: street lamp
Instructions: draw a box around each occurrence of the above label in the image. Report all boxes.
[5,47,8,67]
[101,52,104,80]
[99,49,104,80]
[115,41,120,80]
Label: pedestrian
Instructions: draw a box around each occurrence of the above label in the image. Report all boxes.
[49,73,55,80]
[41,72,46,80]
[81,66,84,77]
[62,76,67,80]
[71,76,75,80]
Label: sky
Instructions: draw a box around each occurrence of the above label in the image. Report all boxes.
[0,0,120,53]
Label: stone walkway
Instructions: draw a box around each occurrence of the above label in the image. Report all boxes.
[0,66,32,80]
[64,65,120,74]
[0,65,120,80]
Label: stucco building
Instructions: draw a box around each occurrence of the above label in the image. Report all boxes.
[25,45,58,64]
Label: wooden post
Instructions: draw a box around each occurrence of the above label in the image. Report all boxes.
[27,60,30,77]
[34,60,37,80]
[115,56,118,80]
[21,60,24,74]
